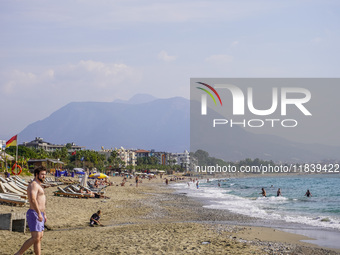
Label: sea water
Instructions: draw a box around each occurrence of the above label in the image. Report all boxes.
[172,174,340,243]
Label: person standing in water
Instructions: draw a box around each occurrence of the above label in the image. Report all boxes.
[277,188,282,197]
[305,189,312,197]
[260,188,266,197]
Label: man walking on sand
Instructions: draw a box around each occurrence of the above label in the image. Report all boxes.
[16,166,47,255]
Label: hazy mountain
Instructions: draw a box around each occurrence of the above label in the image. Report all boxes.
[19,94,340,162]
[19,96,190,152]
[113,93,157,104]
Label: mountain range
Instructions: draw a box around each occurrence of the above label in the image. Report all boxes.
[19,94,190,152]
[19,94,340,162]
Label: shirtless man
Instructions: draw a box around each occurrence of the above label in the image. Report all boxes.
[16,166,47,255]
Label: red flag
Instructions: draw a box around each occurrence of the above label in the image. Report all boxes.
[71,151,77,155]
[6,135,17,148]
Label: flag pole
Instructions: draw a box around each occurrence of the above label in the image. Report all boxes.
[15,135,18,174]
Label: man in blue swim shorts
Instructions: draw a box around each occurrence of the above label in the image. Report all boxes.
[16,166,47,255]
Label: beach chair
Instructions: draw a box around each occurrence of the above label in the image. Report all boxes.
[45,177,63,186]
[6,181,27,195]
[65,187,93,198]
[14,181,28,191]
[0,194,27,206]
[44,180,57,187]
[79,184,105,194]
[0,183,27,200]
[71,185,81,192]
[0,183,27,199]
[54,187,84,198]
[0,177,7,183]
[13,176,29,186]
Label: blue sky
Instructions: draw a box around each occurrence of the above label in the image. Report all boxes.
[1,0,339,141]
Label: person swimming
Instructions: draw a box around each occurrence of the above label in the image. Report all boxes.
[305,189,312,197]
[277,188,282,197]
[260,188,266,197]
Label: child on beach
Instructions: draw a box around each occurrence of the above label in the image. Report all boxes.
[90,210,102,226]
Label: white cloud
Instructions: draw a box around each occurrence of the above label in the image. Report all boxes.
[0,60,141,100]
[205,54,233,64]
[158,50,177,62]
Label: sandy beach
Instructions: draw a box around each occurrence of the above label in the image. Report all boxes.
[1,175,339,255]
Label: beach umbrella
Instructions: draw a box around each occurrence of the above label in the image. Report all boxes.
[89,173,108,179]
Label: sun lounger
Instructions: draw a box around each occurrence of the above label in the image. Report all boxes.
[14,181,28,191]
[0,177,7,183]
[54,187,84,198]
[0,193,27,202]
[71,185,81,192]
[45,177,63,185]
[66,186,93,198]
[13,176,29,186]
[0,183,28,199]
[1,183,26,196]
[6,181,27,195]
[43,180,57,187]
[0,194,27,206]
[80,185,105,194]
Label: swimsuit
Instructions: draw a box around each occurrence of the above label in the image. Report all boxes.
[27,209,45,232]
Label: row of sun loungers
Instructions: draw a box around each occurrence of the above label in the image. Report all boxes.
[53,183,107,199]
[0,182,27,199]
[45,177,64,186]
[0,177,28,206]
[0,175,107,204]
[54,187,86,198]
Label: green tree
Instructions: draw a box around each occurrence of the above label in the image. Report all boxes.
[6,146,37,159]
[65,143,73,149]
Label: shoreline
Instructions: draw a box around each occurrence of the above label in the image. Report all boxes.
[171,180,340,248]
[0,176,339,254]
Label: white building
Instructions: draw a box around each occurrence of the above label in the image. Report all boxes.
[99,147,137,168]
[171,150,190,171]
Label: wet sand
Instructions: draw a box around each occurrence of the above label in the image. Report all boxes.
[0,176,339,254]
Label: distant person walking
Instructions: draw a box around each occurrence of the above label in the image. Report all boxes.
[277,188,282,197]
[305,189,312,197]
[16,166,47,255]
[196,181,199,189]
[135,175,139,187]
